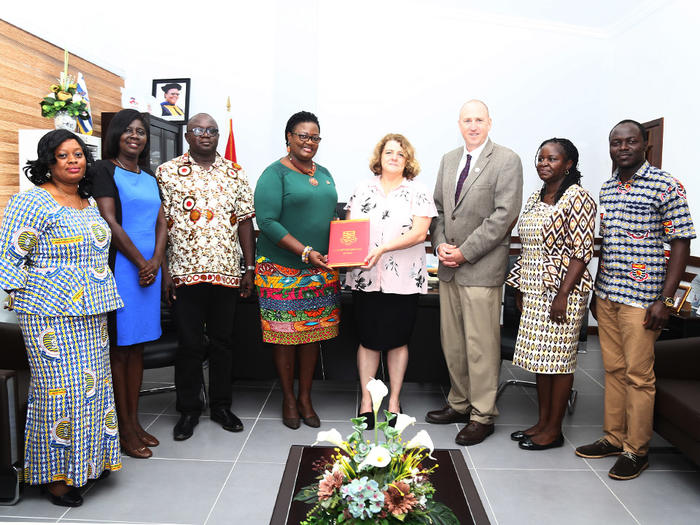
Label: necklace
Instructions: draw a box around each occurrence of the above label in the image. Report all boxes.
[116,157,140,173]
[288,155,318,186]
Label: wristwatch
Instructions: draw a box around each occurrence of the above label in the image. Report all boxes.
[659,295,675,308]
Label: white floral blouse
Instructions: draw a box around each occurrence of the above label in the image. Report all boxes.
[344,178,437,294]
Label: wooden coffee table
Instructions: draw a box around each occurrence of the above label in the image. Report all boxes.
[270,445,491,524]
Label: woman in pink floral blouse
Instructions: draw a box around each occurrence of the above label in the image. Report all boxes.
[345,134,437,429]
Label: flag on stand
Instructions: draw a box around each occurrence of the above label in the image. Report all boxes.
[224,96,237,163]
[225,118,237,163]
[75,73,93,135]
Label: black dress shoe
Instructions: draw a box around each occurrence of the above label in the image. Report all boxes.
[173,414,199,441]
[358,411,375,430]
[210,407,244,432]
[43,486,83,507]
[518,434,564,451]
[387,405,402,428]
[510,430,534,442]
[425,405,470,424]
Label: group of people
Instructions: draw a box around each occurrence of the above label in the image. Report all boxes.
[0,100,694,508]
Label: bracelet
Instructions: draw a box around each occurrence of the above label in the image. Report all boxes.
[246,265,255,272]
[301,245,313,264]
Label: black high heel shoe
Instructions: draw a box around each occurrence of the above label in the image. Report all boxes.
[358,411,375,430]
[518,433,565,451]
[387,405,403,428]
[41,485,83,507]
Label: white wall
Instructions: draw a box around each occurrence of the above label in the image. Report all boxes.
[3,0,698,254]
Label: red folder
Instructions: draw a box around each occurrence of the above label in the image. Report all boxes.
[327,219,370,268]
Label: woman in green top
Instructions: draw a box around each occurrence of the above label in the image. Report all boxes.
[254,111,340,430]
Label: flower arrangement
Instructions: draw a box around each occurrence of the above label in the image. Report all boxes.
[294,379,458,524]
[39,51,90,120]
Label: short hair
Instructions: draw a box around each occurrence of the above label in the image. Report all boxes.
[609,119,648,143]
[284,111,320,146]
[22,129,94,198]
[103,109,150,164]
[369,133,421,180]
[536,137,582,204]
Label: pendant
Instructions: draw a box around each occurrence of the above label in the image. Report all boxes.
[309,177,319,186]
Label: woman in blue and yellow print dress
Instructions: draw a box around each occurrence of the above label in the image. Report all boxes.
[0,130,123,507]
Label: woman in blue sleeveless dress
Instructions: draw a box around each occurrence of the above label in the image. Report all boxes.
[92,109,167,458]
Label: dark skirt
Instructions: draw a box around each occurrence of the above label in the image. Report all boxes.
[352,291,419,351]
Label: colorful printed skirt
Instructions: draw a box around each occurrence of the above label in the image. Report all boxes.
[17,313,121,486]
[254,257,340,345]
[512,291,588,374]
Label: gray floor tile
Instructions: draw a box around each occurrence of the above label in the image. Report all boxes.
[478,469,639,525]
[576,349,604,370]
[563,393,604,426]
[494,393,538,425]
[469,425,584,470]
[391,391,449,420]
[230,387,273,418]
[572,370,605,393]
[261,389,358,421]
[62,457,231,524]
[141,414,253,461]
[205,462,285,525]
[239,419,354,463]
[0,518,59,523]
[137,389,176,415]
[604,471,700,525]
[0,485,65,519]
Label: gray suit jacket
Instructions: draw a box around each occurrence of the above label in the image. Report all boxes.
[430,138,523,286]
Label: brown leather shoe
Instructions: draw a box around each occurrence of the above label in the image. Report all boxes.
[425,405,470,424]
[455,421,494,446]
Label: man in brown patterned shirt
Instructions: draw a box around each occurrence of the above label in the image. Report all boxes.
[156,113,255,440]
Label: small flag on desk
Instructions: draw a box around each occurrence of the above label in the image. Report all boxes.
[224,96,237,163]
[75,73,93,135]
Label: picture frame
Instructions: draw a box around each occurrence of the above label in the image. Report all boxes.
[672,283,691,313]
[151,78,190,123]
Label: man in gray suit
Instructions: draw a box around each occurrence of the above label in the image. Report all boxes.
[426,100,523,445]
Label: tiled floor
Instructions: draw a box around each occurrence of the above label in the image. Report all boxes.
[1,337,699,524]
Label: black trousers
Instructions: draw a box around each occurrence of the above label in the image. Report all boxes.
[172,283,238,415]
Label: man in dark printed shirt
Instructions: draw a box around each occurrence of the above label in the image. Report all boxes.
[575,119,695,480]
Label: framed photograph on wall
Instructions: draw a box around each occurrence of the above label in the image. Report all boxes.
[151,78,190,123]
[672,283,691,313]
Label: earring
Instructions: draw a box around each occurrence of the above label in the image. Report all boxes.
[565,169,570,175]
[286,145,290,153]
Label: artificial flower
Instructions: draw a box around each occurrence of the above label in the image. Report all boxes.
[314,428,350,454]
[358,445,392,470]
[394,413,416,434]
[366,378,388,413]
[56,91,72,101]
[72,93,82,104]
[405,429,435,458]
[384,481,418,515]
[317,470,344,500]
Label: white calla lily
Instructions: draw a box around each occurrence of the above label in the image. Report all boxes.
[405,429,435,458]
[72,93,83,104]
[394,413,416,434]
[358,445,392,470]
[314,428,350,453]
[366,378,388,413]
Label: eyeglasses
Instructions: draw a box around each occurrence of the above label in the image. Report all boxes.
[123,127,147,137]
[290,132,322,143]
[189,127,219,136]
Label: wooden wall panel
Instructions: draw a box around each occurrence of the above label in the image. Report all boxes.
[0,19,124,214]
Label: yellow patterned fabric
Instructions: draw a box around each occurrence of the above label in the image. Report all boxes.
[506,185,596,295]
[0,187,123,316]
[18,313,121,485]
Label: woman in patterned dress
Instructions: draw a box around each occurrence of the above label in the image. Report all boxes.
[0,130,123,506]
[345,134,437,429]
[505,138,596,450]
[254,111,340,429]
[92,109,167,458]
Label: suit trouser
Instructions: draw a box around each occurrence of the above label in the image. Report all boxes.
[439,280,502,424]
[597,297,659,456]
[173,283,238,415]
